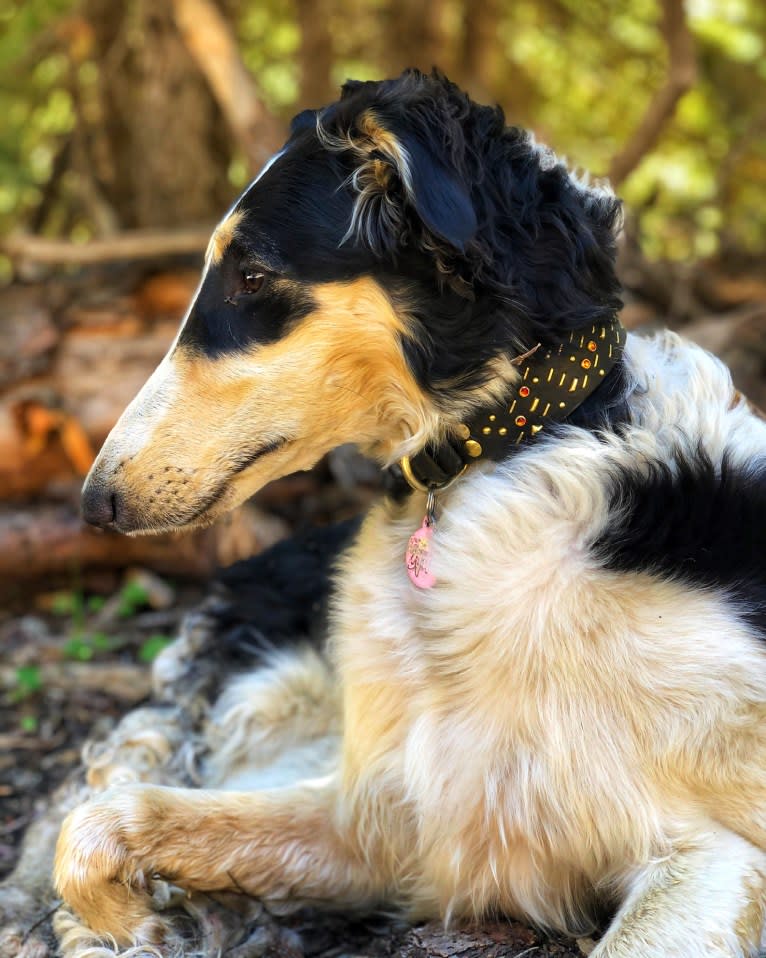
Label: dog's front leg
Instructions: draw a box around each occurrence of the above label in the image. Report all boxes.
[593,826,766,958]
[54,781,376,947]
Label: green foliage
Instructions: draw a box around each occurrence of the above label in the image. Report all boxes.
[20,713,40,733]
[138,634,174,663]
[10,666,42,736]
[0,0,764,260]
[62,630,114,660]
[48,578,157,665]
[239,3,301,110]
[5,576,174,735]
[14,664,43,699]
[0,0,78,232]
[116,580,150,618]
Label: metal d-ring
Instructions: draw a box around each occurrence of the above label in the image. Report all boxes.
[425,487,437,525]
[399,455,467,494]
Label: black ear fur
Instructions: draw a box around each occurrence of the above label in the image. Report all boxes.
[290,109,318,136]
[396,131,477,253]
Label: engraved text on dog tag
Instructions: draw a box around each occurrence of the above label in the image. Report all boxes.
[406,518,436,589]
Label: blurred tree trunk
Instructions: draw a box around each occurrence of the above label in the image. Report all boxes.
[171,0,284,168]
[383,0,448,75]
[79,0,237,229]
[461,0,502,103]
[295,0,335,108]
[460,0,538,123]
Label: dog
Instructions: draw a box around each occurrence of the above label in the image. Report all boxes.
[54,70,766,957]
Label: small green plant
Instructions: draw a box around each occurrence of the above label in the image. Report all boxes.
[50,591,81,617]
[117,580,150,618]
[62,631,116,661]
[62,635,93,660]
[86,595,107,613]
[138,634,174,663]
[13,664,42,699]
[50,578,156,665]
[20,714,39,733]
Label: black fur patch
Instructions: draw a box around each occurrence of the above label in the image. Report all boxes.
[210,518,363,658]
[594,452,766,634]
[178,136,383,357]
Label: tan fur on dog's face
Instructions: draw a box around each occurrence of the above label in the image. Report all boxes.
[83,277,440,534]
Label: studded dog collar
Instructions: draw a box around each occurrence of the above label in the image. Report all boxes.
[398,316,626,493]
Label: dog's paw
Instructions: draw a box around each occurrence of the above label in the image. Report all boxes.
[53,785,171,947]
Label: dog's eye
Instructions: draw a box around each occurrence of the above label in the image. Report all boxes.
[242,272,265,295]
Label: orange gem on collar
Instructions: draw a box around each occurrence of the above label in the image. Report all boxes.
[519,386,531,398]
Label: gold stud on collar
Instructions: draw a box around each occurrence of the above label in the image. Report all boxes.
[465,439,483,457]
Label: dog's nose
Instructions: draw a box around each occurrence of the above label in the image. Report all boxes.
[81,480,118,530]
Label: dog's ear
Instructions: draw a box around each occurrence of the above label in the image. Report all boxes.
[396,133,477,252]
[356,111,477,253]
[290,109,318,136]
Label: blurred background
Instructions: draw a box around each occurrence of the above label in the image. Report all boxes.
[1,0,765,863]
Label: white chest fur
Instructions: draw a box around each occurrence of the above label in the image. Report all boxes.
[329,334,766,925]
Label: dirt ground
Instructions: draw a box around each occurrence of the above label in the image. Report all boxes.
[0,579,206,880]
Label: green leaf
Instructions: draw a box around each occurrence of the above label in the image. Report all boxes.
[63,635,93,660]
[89,631,114,651]
[15,664,42,696]
[50,591,79,616]
[138,634,174,663]
[20,714,39,733]
[117,580,150,618]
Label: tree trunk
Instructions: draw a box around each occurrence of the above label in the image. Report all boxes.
[383,0,448,76]
[171,0,284,168]
[461,0,502,105]
[295,0,336,108]
[78,0,237,229]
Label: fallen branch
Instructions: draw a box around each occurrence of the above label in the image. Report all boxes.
[0,504,287,591]
[1,228,212,267]
[0,664,150,703]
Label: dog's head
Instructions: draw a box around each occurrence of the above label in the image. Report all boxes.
[82,70,622,534]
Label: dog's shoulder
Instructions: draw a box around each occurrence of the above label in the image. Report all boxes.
[589,332,766,635]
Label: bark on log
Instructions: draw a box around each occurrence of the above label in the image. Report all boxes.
[2,229,212,268]
[0,503,288,593]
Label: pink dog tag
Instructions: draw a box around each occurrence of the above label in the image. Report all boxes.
[406,518,436,589]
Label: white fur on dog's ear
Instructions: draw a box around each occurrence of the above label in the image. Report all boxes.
[318,109,476,256]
